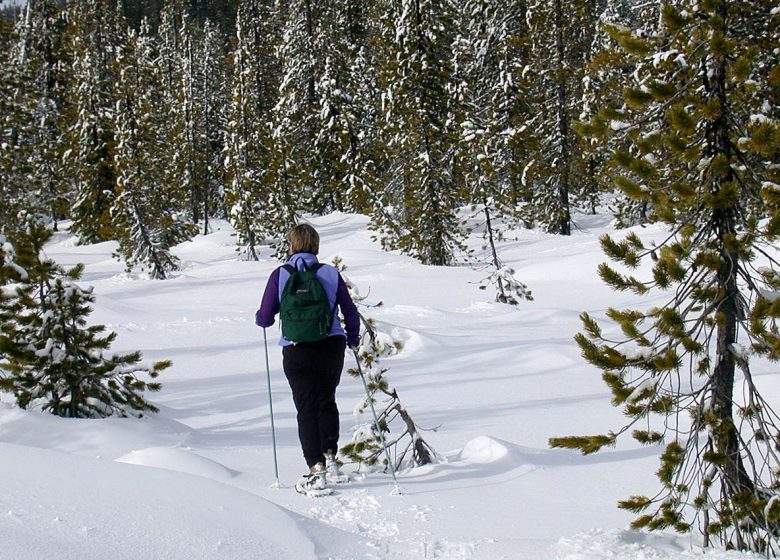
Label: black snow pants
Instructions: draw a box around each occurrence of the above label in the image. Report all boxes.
[282,335,346,468]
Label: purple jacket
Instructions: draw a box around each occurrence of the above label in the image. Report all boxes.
[256,253,360,347]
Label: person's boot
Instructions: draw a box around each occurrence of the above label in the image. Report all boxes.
[294,462,331,497]
[325,451,350,484]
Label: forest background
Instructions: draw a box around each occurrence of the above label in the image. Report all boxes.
[1,0,677,277]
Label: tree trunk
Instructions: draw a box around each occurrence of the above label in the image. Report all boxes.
[707,0,754,539]
[19,0,34,64]
[553,0,571,236]
[483,196,507,302]
[304,0,315,106]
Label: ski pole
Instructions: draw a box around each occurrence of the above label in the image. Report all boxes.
[352,347,403,495]
[263,328,281,488]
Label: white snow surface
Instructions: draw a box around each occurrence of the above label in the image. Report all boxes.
[1,212,776,559]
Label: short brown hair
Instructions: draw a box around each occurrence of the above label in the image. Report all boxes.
[286,224,320,254]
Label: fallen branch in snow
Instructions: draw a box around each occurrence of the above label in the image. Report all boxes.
[331,256,440,472]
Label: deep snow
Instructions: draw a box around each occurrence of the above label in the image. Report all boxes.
[0,212,775,559]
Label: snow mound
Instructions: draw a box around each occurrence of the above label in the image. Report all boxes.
[0,442,362,560]
[457,436,510,464]
[396,325,424,350]
[115,446,238,480]
[0,404,191,460]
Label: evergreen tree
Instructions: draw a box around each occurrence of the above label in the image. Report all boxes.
[269,0,322,219]
[157,0,191,220]
[455,0,537,301]
[311,43,354,212]
[65,0,124,243]
[335,1,386,215]
[192,19,228,234]
[372,0,466,266]
[304,1,384,215]
[112,21,196,279]
[455,0,534,211]
[223,0,281,260]
[0,16,38,227]
[552,2,780,553]
[524,0,599,234]
[0,232,21,370]
[0,222,169,418]
[160,3,228,234]
[581,0,663,228]
[8,0,70,225]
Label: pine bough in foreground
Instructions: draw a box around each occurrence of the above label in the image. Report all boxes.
[552,2,780,555]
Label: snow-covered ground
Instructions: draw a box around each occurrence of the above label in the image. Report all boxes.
[0,212,774,559]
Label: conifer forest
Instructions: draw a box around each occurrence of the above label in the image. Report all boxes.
[2,0,780,554]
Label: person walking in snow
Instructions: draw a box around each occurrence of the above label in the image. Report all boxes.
[255,223,360,495]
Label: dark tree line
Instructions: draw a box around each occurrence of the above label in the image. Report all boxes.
[1,0,613,273]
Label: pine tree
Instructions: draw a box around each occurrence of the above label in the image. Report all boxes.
[455,0,534,210]
[270,0,322,217]
[6,0,70,225]
[192,19,228,234]
[336,1,386,215]
[0,232,21,370]
[0,16,38,227]
[112,20,196,279]
[223,0,281,260]
[372,0,466,266]
[161,3,228,234]
[455,0,537,301]
[311,45,353,212]
[552,2,780,553]
[65,0,124,243]
[524,0,599,235]
[302,1,384,215]
[157,0,192,222]
[0,222,169,418]
[580,0,663,228]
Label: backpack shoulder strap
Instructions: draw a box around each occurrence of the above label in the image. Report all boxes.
[278,264,296,301]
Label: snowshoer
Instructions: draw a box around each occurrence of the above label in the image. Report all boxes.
[256,224,360,496]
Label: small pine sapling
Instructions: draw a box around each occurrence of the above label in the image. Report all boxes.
[332,256,439,472]
[0,222,170,418]
[476,203,533,305]
[479,263,533,306]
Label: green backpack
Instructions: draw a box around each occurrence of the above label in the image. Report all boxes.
[279,263,336,343]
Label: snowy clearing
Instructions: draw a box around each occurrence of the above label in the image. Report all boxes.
[1,212,776,559]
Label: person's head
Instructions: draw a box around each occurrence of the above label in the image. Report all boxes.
[286,223,320,255]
